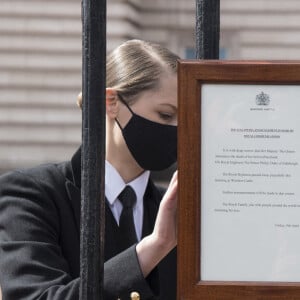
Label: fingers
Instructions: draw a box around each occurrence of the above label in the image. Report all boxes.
[169,170,177,186]
[162,171,178,207]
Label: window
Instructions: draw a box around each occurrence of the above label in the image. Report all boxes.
[185,47,227,59]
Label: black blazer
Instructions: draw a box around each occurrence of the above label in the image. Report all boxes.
[0,148,176,300]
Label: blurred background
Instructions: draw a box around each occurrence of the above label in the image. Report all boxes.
[1,0,300,178]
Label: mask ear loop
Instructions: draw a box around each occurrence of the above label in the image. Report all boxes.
[115,93,134,129]
[118,93,135,115]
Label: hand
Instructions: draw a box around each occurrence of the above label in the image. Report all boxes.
[152,170,178,250]
[136,171,178,277]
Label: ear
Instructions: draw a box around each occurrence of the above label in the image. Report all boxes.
[77,91,82,109]
[106,88,119,119]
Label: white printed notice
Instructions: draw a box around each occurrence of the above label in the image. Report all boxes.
[201,84,300,282]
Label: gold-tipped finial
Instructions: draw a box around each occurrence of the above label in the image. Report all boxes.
[130,291,140,300]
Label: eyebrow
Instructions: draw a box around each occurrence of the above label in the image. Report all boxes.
[159,103,177,111]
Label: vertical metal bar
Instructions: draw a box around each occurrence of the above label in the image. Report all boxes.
[196,0,220,59]
[80,0,106,299]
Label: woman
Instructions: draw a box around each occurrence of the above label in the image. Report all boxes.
[0,40,178,299]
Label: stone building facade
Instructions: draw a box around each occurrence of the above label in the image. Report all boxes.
[1,0,300,173]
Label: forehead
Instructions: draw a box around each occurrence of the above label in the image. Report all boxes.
[132,73,178,109]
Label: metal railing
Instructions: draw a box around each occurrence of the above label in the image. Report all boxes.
[80,0,106,299]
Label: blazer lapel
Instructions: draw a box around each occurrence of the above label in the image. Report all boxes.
[64,147,82,233]
[65,179,121,260]
[65,180,81,233]
[142,179,162,238]
[104,203,122,260]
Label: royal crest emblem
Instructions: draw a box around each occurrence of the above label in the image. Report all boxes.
[255,92,270,106]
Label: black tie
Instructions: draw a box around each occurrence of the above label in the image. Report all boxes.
[118,185,138,251]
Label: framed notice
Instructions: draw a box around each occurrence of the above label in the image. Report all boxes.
[178,61,300,300]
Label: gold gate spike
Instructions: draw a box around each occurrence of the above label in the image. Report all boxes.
[130,291,140,300]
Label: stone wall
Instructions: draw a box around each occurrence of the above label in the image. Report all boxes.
[1,0,300,173]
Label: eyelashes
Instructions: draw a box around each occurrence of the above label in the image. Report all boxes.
[158,112,175,122]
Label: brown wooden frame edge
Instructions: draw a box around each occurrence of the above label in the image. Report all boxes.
[177,60,300,300]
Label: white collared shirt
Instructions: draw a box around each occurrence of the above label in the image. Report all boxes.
[105,160,150,241]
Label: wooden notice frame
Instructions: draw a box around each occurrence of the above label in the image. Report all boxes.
[178,60,300,300]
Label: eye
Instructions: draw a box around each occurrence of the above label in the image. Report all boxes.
[158,112,174,121]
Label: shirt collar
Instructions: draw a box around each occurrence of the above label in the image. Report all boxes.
[105,160,150,206]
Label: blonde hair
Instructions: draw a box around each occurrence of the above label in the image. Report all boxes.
[77,39,179,108]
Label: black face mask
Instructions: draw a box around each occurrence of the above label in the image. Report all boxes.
[116,96,177,171]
